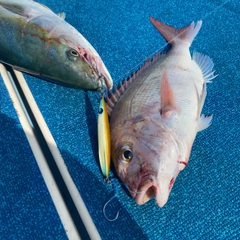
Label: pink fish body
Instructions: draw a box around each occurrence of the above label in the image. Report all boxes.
[108,17,216,207]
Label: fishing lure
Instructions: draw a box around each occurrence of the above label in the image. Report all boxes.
[98,96,111,178]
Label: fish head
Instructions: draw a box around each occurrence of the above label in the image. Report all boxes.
[111,116,182,207]
[57,28,113,90]
[47,42,113,91]
[60,26,113,90]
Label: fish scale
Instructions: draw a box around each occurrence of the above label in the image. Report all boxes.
[115,60,164,120]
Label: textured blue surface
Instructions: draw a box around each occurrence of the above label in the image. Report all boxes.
[0,78,68,239]
[2,0,240,239]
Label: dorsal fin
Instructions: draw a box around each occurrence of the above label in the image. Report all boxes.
[106,53,166,116]
[160,70,177,116]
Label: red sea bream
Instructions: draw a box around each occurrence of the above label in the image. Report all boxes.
[107,17,216,207]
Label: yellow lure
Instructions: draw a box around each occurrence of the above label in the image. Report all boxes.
[98,97,111,178]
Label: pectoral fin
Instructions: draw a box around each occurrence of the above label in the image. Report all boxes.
[198,114,212,131]
[160,71,177,116]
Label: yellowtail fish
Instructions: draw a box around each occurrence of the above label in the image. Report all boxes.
[107,17,216,207]
[98,97,111,177]
[0,0,113,90]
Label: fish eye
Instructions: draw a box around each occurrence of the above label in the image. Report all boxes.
[121,147,133,163]
[67,49,79,60]
[70,49,79,57]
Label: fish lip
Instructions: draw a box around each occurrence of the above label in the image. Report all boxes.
[135,175,158,205]
[132,174,169,207]
[127,174,155,198]
[104,75,113,90]
[99,73,113,90]
[98,65,113,90]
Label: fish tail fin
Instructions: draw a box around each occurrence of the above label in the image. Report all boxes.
[149,17,202,46]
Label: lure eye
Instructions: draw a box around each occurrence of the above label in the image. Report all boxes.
[67,49,79,60]
[99,108,103,114]
[121,147,133,163]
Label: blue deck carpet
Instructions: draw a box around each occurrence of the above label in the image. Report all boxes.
[1,0,239,239]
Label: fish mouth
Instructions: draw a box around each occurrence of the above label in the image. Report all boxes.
[130,175,170,207]
[97,64,113,90]
[84,53,113,90]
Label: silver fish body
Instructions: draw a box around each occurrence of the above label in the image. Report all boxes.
[0,0,113,90]
[108,18,216,207]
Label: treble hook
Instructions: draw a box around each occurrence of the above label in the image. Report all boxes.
[103,195,120,222]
